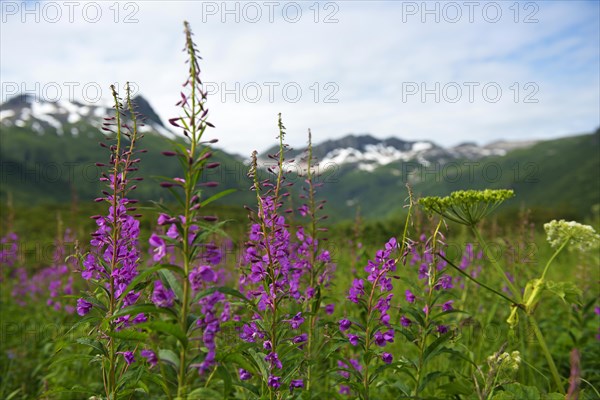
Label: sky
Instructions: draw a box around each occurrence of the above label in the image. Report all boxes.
[1,0,599,155]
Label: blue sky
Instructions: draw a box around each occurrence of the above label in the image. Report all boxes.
[1,1,599,154]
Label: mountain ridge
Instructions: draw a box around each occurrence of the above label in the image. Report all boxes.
[1,94,598,221]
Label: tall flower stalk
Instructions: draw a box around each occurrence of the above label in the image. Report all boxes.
[299,129,333,393]
[151,20,231,398]
[77,82,144,400]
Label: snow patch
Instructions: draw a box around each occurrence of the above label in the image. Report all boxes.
[32,121,44,134]
[412,142,432,152]
[0,110,15,120]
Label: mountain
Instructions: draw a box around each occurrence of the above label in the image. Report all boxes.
[0,93,175,139]
[1,94,598,222]
[260,134,536,173]
[309,130,600,221]
[0,94,253,207]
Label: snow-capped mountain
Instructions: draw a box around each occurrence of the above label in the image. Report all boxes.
[260,134,536,173]
[1,94,536,174]
[0,94,174,138]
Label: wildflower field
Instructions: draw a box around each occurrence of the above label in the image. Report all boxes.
[1,22,599,400]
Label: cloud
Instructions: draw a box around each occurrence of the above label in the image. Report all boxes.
[1,0,598,154]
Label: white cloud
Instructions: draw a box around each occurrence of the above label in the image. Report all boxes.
[1,0,598,155]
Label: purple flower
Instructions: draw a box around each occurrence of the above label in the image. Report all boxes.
[339,319,351,332]
[325,303,335,315]
[290,379,304,390]
[265,352,282,369]
[349,358,362,371]
[405,289,416,303]
[380,313,390,326]
[347,279,364,303]
[239,368,252,380]
[133,313,147,324]
[374,329,394,347]
[123,291,141,307]
[292,333,308,344]
[166,224,178,239]
[375,293,393,315]
[400,315,412,327]
[437,325,449,334]
[152,280,175,308]
[263,340,272,350]
[240,322,264,343]
[118,351,135,365]
[337,360,350,379]
[268,375,281,388]
[249,224,262,241]
[339,385,351,395]
[141,349,157,367]
[76,298,92,316]
[287,312,304,329]
[348,334,359,346]
[434,274,453,290]
[149,234,166,262]
[442,300,454,312]
[382,352,393,364]
[189,265,217,291]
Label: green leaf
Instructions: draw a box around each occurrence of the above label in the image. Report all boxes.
[437,376,473,396]
[112,303,177,319]
[422,333,452,364]
[5,389,22,400]
[216,365,233,398]
[108,329,149,341]
[159,269,184,301]
[158,348,180,369]
[232,381,260,396]
[247,348,269,384]
[200,188,236,207]
[75,338,107,357]
[418,371,446,393]
[545,280,582,305]
[116,263,183,308]
[137,320,188,347]
[491,383,541,399]
[187,387,222,399]
[222,352,255,373]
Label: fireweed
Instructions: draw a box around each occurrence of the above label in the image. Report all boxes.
[10,225,77,313]
[338,187,420,399]
[75,82,145,399]
[140,21,234,398]
[235,117,335,399]
[400,228,464,397]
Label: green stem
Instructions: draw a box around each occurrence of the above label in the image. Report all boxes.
[439,254,521,307]
[471,227,521,302]
[541,237,570,281]
[528,315,565,394]
[306,130,317,393]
